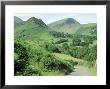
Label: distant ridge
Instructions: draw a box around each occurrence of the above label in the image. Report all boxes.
[48,18,80,27]
[48,18,80,34]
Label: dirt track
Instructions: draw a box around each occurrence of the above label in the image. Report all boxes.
[67,66,91,76]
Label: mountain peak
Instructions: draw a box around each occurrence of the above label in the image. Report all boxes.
[26,17,47,27]
[14,16,23,23]
[48,18,80,34]
[27,17,38,22]
[48,17,80,27]
[64,18,80,25]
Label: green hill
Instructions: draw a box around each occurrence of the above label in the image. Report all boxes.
[76,23,97,36]
[14,17,53,41]
[48,18,80,34]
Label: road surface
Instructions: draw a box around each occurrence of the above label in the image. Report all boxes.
[67,66,91,76]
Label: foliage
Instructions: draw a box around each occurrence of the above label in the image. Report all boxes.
[14,39,76,76]
[50,31,73,38]
[14,39,29,75]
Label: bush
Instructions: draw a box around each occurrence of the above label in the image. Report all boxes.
[14,39,29,75]
[23,65,43,76]
[43,42,61,53]
[44,55,77,74]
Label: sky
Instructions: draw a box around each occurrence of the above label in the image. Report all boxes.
[15,13,97,24]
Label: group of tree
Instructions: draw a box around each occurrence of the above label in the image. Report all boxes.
[72,35,96,46]
[50,31,73,38]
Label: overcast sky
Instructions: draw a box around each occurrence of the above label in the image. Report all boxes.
[15,13,97,24]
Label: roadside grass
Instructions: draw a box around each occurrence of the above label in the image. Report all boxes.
[53,53,83,63]
[90,66,97,76]
[53,53,97,76]
[79,60,97,76]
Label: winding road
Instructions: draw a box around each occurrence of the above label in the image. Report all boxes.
[67,66,91,76]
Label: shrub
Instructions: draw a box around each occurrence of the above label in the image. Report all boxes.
[44,55,77,74]
[23,65,43,76]
[14,39,29,75]
[43,42,61,53]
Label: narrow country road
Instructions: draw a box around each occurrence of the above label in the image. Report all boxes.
[67,66,91,76]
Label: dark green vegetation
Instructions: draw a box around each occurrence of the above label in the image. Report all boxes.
[14,16,97,76]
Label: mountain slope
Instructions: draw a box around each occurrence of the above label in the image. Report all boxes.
[14,17,52,41]
[14,16,24,28]
[48,18,80,34]
[26,17,47,28]
[76,23,97,36]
